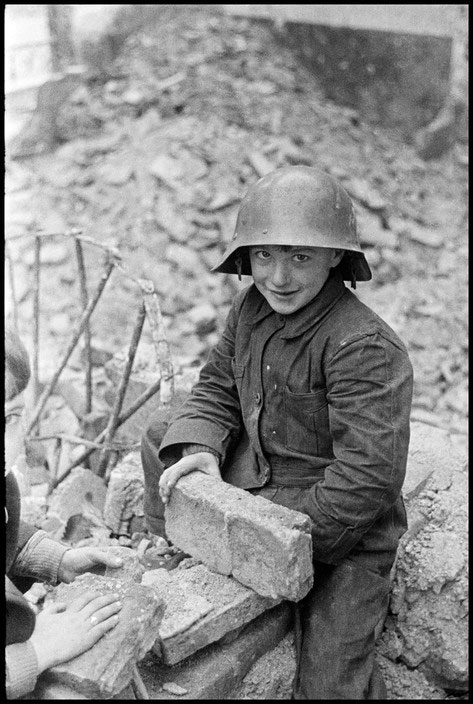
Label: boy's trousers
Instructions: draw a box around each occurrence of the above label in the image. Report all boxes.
[141,436,395,700]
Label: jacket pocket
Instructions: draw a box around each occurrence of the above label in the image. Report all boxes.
[284,387,332,456]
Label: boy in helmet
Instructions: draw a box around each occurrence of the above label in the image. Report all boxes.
[141,166,413,699]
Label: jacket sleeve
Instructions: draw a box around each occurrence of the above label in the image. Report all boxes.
[11,530,69,585]
[158,291,246,466]
[301,331,413,563]
[6,640,39,699]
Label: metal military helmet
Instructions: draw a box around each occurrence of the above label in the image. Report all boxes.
[212,166,372,287]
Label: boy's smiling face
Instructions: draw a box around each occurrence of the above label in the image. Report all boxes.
[249,244,343,315]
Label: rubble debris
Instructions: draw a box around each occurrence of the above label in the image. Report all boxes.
[143,562,281,664]
[136,603,292,699]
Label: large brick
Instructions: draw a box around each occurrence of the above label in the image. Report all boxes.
[136,602,293,699]
[38,573,165,698]
[165,474,313,601]
[143,562,281,664]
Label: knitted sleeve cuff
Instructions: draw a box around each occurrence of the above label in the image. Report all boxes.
[6,639,39,699]
[181,444,221,466]
[12,531,69,585]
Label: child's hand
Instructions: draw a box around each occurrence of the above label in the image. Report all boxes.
[159,452,221,504]
[30,591,122,674]
[57,548,123,584]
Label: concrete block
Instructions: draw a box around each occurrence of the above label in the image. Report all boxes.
[136,602,293,699]
[165,474,313,601]
[40,573,165,698]
[143,562,281,664]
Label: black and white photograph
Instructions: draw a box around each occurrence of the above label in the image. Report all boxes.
[5,4,468,700]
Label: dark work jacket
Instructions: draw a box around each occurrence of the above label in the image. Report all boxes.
[159,271,413,564]
[5,470,37,644]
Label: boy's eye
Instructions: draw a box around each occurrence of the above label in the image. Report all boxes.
[254,250,271,260]
[294,254,310,263]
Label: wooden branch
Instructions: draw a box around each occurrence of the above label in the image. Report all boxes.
[5,242,19,331]
[25,257,116,435]
[74,237,92,416]
[96,301,147,478]
[138,279,174,405]
[32,235,41,414]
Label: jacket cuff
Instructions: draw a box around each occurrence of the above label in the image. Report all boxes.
[12,531,69,585]
[6,640,38,699]
[182,444,222,466]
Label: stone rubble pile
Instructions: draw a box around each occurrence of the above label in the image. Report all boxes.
[27,397,467,699]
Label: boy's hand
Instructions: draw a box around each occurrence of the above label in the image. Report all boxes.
[57,548,123,584]
[159,452,221,504]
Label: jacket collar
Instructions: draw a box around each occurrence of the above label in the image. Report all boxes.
[249,270,347,338]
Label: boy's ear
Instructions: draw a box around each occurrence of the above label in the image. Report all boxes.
[331,249,345,267]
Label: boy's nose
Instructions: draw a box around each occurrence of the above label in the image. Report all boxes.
[271,262,290,287]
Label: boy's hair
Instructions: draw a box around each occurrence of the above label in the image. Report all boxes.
[5,323,31,402]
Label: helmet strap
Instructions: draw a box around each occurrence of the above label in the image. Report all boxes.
[350,260,357,289]
[235,255,243,281]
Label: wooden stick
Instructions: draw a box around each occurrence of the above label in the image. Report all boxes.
[5,242,19,330]
[28,433,139,450]
[32,234,41,415]
[96,301,146,478]
[74,237,92,415]
[25,258,116,435]
[47,437,63,496]
[130,665,149,699]
[138,279,174,405]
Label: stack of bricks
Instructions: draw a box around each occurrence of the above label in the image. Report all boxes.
[34,475,314,699]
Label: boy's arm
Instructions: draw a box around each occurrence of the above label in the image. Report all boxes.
[158,291,247,467]
[301,332,413,563]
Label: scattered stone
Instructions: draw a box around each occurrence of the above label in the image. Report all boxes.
[405,222,443,248]
[162,682,189,696]
[136,603,292,699]
[149,153,184,186]
[356,208,398,248]
[45,467,107,540]
[246,151,274,177]
[345,177,388,211]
